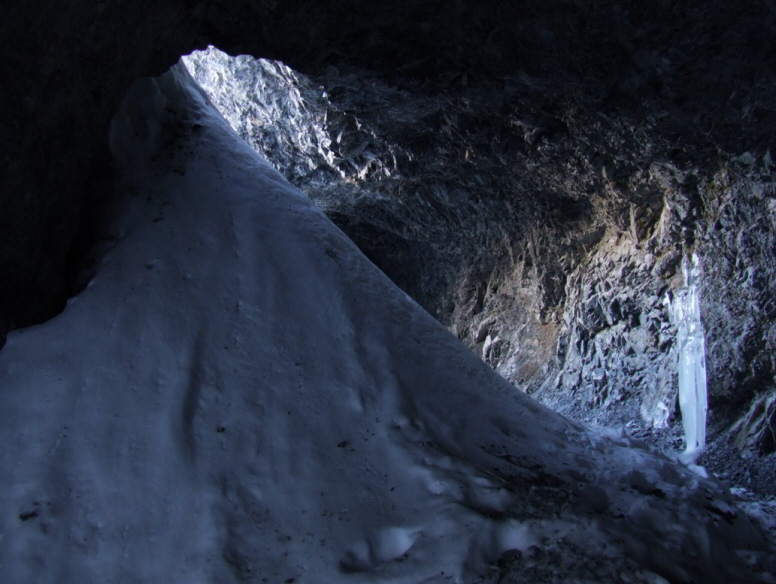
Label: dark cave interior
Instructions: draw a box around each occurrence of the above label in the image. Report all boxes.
[1,2,776,579]
[3,0,776,493]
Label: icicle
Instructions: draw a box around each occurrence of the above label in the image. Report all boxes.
[667,253,708,459]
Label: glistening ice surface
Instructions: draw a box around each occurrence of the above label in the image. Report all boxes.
[668,254,708,458]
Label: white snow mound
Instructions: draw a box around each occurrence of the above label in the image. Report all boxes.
[0,63,773,584]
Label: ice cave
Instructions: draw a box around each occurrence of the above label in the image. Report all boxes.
[1,2,775,583]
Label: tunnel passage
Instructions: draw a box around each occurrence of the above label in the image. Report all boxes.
[2,0,776,497]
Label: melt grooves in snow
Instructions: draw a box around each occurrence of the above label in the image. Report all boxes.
[0,62,772,584]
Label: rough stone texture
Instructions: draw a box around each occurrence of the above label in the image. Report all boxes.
[183,48,401,187]
[1,0,776,499]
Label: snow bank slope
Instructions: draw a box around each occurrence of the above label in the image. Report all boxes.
[0,64,772,584]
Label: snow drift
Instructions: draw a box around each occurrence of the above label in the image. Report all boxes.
[0,63,772,583]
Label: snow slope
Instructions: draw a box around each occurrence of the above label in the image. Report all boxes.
[0,64,772,584]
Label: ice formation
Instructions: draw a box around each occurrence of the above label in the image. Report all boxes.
[668,253,708,458]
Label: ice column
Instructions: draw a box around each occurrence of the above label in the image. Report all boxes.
[668,254,708,458]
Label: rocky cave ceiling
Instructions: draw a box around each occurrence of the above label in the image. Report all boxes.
[2,0,776,494]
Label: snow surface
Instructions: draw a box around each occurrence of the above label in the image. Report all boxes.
[0,63,773,583]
